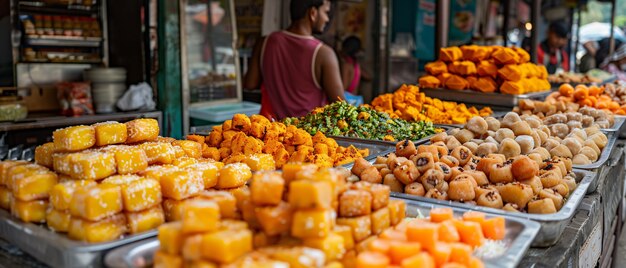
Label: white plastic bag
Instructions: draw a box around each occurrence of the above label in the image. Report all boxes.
[116,82,156,111]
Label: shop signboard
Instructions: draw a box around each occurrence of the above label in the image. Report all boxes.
[448,0,477,46]
[415,0,436,61]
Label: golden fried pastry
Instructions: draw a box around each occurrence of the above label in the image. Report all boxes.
[539,171,562,188]
[471,77,498,93]
[360,166,382,184]
[475,143,498,157]
[520,176,543,195]
[514,135,535,155]
[418,76,441,88]
[496,182,534,209]
[492,48,520,65]
[383,174,404,193]
[511,156,539,181]
[453,129,475,145]
[412,153,435,174]
[584,125,601,136]
[448,61,477,76]
[477,61,498,78]
[551,182,570,198]
[417,145,440,162]
[440,156,460,169]
[448,176,476,201]
[484,118,500,132]
[524,117,542,129]
[549,145,573,158]
[466,117,488,135]
[499,138,521,159]
[420,169,447,192]
[425,189,448,200]
[436,162,453,181]
[439,47,463,62]
[502,203,522,213]
[380,168,392,178]
[502,113,522,128]
[500,81,524,95]
[563,175,577,191]
[430,132,448,143]
[527,153,544,166]
[489,161,514,184]
[527,198,557,214]
[476,191,504,209]
[404,182,425,196]
[542,139,561,152]
[395,140,417,158]
[476,157,501,177]
[446,136,463,151]
[463,170,489,186]
[562,138,582,156]
[463,142,479,154]
[495,129,515,143]
[583,140,601,155]
[445,75,470,90]
[392,160,420,185]
[425,61,448,75]
[451,146,474,166]
[351,158,372,177]
[589,133,608,149]
[474,185,497,197]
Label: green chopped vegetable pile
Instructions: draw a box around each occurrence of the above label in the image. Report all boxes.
[284,101,438,141]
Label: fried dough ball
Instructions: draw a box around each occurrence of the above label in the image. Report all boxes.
[496,182,534,209]
[486,117,501,131]
[446,136,463,151]
[489,161,514,184]
[551,182,570,198]
[405,182,426,196]
[543,139,561,152]
[351,158,372,176]
[511,121,532,136]
[550,123,570,139]
[495,129,515,143]
[502,112,521,128]
[572,154,591,165]
[475,185,498,197]
[512,156,539,181]
[463,170,489,186]
[565,112,583,122]
[380,168,392,178]
[425,189,448,200]
[430,132,448,143]
[563,175,577,192]
[450,166,465,181]
[585,125,601,136]
[529,131,542,149]
[476,191,504,209]
[484,136,498,145]
[454,129,476,144]
[463,142,479,154]
[527,198,557,214]
[562,138,582,156]
[448,177,476,201]
[383,174,404,193]
[466,117,489,135]
[539,171,562,188]
[475,143,498,157]
[420,169,447,192]
[589,133,608,149]
[515,135,535,155]
[527,153,544,166]
[579,146,599,161]
[550,145,573,158]
[411,153,435,174]
[440,155,460,167]
[525,117,542,129]
[535,130,549,145]
[451,146,474,166]
[437,162,453,181]
[570,128,587,141]
[417,145,440,162]
[567,121,583,132]
[583,140,602,155]
[393,160,420,185]
[581,115,595,127]
[520,176,543,195]
[361,166,382,184]
[499,138,521,159]
[502,203,523,213]
[396,140,417,158]
[476,157,501,177]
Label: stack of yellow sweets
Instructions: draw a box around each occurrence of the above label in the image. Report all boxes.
[0,162,58,223]
[154,163,408,268]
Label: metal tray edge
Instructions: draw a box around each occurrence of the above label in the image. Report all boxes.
[572,131,618,170]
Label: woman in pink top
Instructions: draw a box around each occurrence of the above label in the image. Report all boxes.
[340,36,371,94]
[244,0,345,120]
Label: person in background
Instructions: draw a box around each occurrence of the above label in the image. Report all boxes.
[244,0,344,120]
[601,44,626,82]
[340,36,370,94]
[538,21,570,74]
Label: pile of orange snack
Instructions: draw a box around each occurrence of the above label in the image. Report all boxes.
[188,114,369,168]
[357,208,503,268]
[369,84,492,124]
[419,45,551,94]
[547,83,626,115]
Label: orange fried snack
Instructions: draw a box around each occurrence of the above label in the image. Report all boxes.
[425,61,448,75]
[476,61,498,78]
[498,64,523,82]
[444,75,470,90]
[448,61,477,76]
[419,76,441,88]
[492,47,520,65]
[500,81,525,95]
[471,77,497,93]
[439,47,463,62]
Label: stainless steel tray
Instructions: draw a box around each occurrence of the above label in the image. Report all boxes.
[421,88,551,107]
[329,125,451,149]
[104,199,540,268]
[572,131,617,193]
[602,115,626,132]
[332,136,397,160]
[0,209,157,268]
[390,170,594,247]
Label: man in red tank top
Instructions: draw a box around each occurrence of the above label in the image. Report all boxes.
[244,0,345,120]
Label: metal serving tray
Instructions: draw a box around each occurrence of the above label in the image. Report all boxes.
[0,209,157,268]
[330,124,452,149]
[104,199,540,268]
[600,115,626,133]
[421,88,551,107]
[572,131,618,193]
[390,170,594,247]
[332,136,396,161]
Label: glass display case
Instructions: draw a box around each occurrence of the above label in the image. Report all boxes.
[180,0,246,133]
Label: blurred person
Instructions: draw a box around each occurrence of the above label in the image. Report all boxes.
[538,21,570,74]
[340,36,370,94]
[601,44,626,81]
[244,0,344,120]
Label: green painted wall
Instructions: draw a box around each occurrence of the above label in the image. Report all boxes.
[157,0,183,139]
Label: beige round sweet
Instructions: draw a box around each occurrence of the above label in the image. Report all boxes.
[585,125,601,136]
[448,128,460,137]
[543,138,561,152]
[499,138,522,159]
[511,121,532,136]
[463,142,479,154]
[515,135,535,154]
[562,137,582,155]
[572,154,592,165]
[466,117,489,135]
[550,123,570,139]
[502,112,521,128]
[567,121,583,132]
[595,120,611,129]
[565,112,583,122]
[454,129,475,144]
[549,144,573,158]
[583,140,601,155]
[570,128,587,141]
[530,147,551,160]
[446,136,463,151]
[430,132,448,143]
[581,115,595,128]
[578,146,599,162]
[527,153,544,166]
[539,125,551,136]
[484,136,498,145]
[530,131,542,149]
[487,130,496,138]
[485,117,501,131]
[589,133,608,149]
[525,117,542,129]
[536,129,549,145]
[495,128,515,143]
[475,142,499,157]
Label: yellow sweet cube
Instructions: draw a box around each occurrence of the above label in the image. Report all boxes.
[52,153,71,176]
[227,186,250,211]
[244,154,276,172]
[126,205,165,234]
[68,214,127,242]
[102,175,162,212]
[370,207,390,235]
[255,201,293,236]
[337,215,372,242]
[282,163,317,184]
[185,162,223,190]
[46,209,71,232]
[34,142,56,168]
[93,121,128,146]
[5,164,47,189]
[185,260,217,268]
[162,198,184,221]
[53,125,96,152]
[159,170,204,200]
[67,151,117,180]
[11,199,47,223]
[219,219,249,231]
[200,229,253,264]
[303,232,346,262]
[194,190,238,219]
[250,172,284,206]
[181,200,220,234]
[139,142,175,165]
[49,180,97,210]
[288,179,333,209]
[182,234,203,261]
[139,165,179,181]
[0,160,29,186]
[125,118,159,144]
[172,140,202,159]
[291,209,334,239]
[259,247,326,268]
[173,145,186,158]
[101,146,149,175]
[158,222,184,254]
[154,250,183,268]
[253,232,279,248]
[216,163,252,189]
[69,184,123,221]
[388,200,406,226]
[0,186,12,209]
[324,261,343,268]
[173,157,199,168]
[11,169,58,201]
[333,225,355,250]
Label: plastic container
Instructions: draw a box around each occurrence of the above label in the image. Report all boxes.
[84,68,127,84]
[189,101,261,122]
[0,96,28,121]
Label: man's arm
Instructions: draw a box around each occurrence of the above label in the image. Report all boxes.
[316,45,346,102]
[243,36,265,90]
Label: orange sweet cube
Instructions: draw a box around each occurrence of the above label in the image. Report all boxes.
[253,232,279,248]
[186,260,217,268]
[251,171,284,206]
[303,232,346,261]
[126,205,165,234]
[0,186,12,209]
[194,190,238,219]
[46,209,72,232]
[356,237,377,253]
[102,175,162,212]
[244,154,276,172]
[356,251,390,268]
[438,220,460,242]
[34,142,56,168]
[173,146,186,158]
[139,142,175,165]
[53,125,96,152]
[101,145,149,175]
[200,229,253,264]
[401,252,435,268]
[11,199,47,223]
[93,121,128,146]
[431,242,452,267]
[339,190,372,217]
[462,211,486,225]
[172,140,202,159]
[449,243,472,266]
[259,246,325,268]
[69,184,123,221]
[227,185,249,211]
[181,200,220,234]
[454,221,484,248]
[291,209,334,239]
[216,163,252,189]
[139,165,179,181]
[0,160,28,186]
[481,217,505,240]
[219,219,249,231]
[125,118,159,144]
[49,180,97,210]
[154,250,183,268]
[389,241,422,265]
[388,200,406,226]
[6,164,48,189]
[337,215,372,242]
[162,199,184,221]
[182,234,204,261]
[255,201,293,236]
[11,168,58,201]
[371,207,391,235]
[67,214,127,242]
[282,163,317,184]
[240,196,260,230]
[159,170,204,200]
[67,151,117,180]
[288,179,333,209]
[158,222,184,254]
[367,184,390,210]
[406,221,439,251]
[185,162,223,189]
[430,208,454,223]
